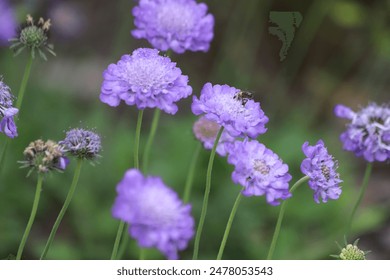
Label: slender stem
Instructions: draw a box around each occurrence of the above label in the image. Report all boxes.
[139,248,146,260]
[134,110,144,170]
[217,191,243,260]
[16,54,34,110]
[16,174,44,260]
[192,127,224,260]
[111,110,144,260]
[111,221,125,260]
[40,159,83,260]
[183,143,202,203]
[117,230,130,259]
[142,109,160,173]
[267,176,309,260]
[346,162,373,237]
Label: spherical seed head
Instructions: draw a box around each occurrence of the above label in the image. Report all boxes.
[60,128,101,160]
[20,139,69,174]
[0,77,18,138]
[340,244,366,260]
[19,25,47,48]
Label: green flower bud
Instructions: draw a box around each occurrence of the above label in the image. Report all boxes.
[339,244,366,260]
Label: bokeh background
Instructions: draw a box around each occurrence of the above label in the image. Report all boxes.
[0,0,389,260]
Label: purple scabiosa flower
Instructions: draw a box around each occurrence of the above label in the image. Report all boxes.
[226,139,292,206]
[334,103,390,162]
[0,0,16,46]
[100,48,192,114]
[193,116,235,156]
[112,169,195,259]
[0,77,18,138]
[132,0,214,54]
[301,140,342,203]
[19,139,69,175]
[192,83,269,138]
[59,128,101,160]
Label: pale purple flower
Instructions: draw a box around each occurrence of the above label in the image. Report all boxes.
[334,103,390,162]
[60,128,101,160]
[301,140,342,203]
[0,0,16,45]
[0,77,18,138]
[100,48,192,114]
[227,139,292,206]
[112,169,195,259]
[193,116,235,156]
[192,83,268,138]
[132,0,214,53]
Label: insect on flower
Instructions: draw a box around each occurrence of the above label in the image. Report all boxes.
[233,90,254,106]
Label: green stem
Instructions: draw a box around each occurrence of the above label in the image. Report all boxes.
[134,110,144,170]
[346,162,373,237]
[267,176,309,260]
[139,248,146,260]
[117,230,130,259]
[142,109,160,173]
[183,143,202,203]
[192,127,224,260]
[16,54,34,110]
[0,138,10,175]
[217,191,243,260]
[16,174,44,260]
[40,159,83,260]
[111,110,144,260]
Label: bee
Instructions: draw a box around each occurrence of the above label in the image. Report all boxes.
[233,90,254,106]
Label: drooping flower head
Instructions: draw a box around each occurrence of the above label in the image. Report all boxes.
[0,0,17,45]
[193,116,235,156]
[112,169,194,259]
[9,14,55,60]
[192,83,269,139]
[301,140,342,203]
[59,128,101,160]
[132,0,214,54]
[226,139,292,206]
[0,77,18,138]
[19,139,69,175]
[334,103,390,162]
[100,48,192,114]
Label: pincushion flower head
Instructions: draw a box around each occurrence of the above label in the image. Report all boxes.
[227,139,292,206]
[132,0,214,54]
[192,83,268,138]
[334,103,390,162]
[20,139,69,175]
[9,14,55,60]
[112,169,194,259]
[100,48,192,114]
[0,0,17,45]
[59,128,101,160]
[301,140,342,203]
[0,77,18,138]
[193,116,235,156]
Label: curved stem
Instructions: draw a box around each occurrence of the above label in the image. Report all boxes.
[183,143,202,203]
[117,229,130,259]
[134,110,144,170]
[142,109,160,173]
[217,191,243,260]
[111,221,125,260]
[16,54,34,110]
[267,176,309,260]
[40,159,83,259]
[192,127,224,260]
[346,162,373,237]
[16,174,44,260]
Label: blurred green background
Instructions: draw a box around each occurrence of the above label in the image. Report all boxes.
[0,0,389,260]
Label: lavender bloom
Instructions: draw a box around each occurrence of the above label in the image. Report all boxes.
[132,0,214,54]
[193,116,235,156]
[192,83,268,139]
[112,169,194,259]
[100,48,192,114]
[334,103,390,162]
[0,0,16,45]
[0,78,18,138]
[227,139,292,206]
[59,128,101,160]
[301,140,342,203]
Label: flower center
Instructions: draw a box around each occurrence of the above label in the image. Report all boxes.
[193,118,220,140]
[157,2,195,36]
[253,159,270,175]
[321,164,330,180]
